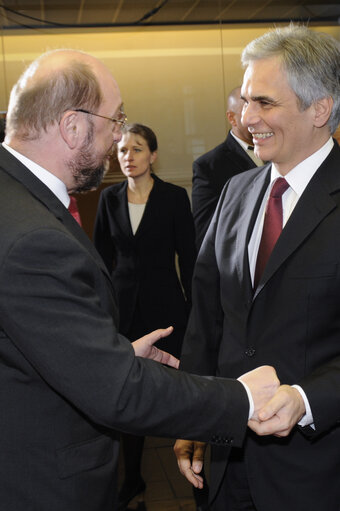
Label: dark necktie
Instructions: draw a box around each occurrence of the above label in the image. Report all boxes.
[68,195,82,226]
[254,178,289,288]
[248,145,254,151]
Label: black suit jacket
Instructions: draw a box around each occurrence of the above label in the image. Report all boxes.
[0,146,249,511]
[192,131,257,248]
[93,175,196,356]
[181,142,340,511]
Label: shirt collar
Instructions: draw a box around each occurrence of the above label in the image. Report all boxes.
[2,142,70,207]
[230,131,264,166]
[230,131,250,152]
[270,137,334,197]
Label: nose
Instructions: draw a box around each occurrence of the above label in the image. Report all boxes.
[241,101,260,129]
[124,150,134,161]
[113,132,122,144]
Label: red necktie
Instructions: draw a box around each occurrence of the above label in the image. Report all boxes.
[68,196,82,226]
[254,178,289,288]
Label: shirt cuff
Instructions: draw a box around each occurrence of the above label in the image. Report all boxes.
[292,384,315,428]
[238,379,254,420]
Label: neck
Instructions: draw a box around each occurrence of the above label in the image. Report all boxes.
[127,173,154,204]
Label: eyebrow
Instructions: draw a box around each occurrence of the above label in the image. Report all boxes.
[241,94,277,104]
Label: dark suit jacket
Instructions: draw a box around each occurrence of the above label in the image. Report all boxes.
[0,146,249,511]
[181,142,340,511]
[93,175,196,356]
[192,131,257,248]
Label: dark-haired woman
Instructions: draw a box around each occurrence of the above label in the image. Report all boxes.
[94,124,196,510]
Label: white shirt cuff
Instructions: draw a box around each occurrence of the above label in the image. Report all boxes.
[292,384,315,428]
[238,379,254,420]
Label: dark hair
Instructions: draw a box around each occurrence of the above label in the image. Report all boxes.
[123,123,158,152]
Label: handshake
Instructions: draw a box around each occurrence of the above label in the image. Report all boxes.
[133,330,306,490]
[174,365,306,489]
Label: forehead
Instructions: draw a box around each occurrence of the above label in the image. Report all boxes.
[118,132,146,147]
[96,64,122,114]
[241,56,289,96]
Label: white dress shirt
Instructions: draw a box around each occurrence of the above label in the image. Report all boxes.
[128,202,146,235]
[248,137,334,427]
[2,142,70,208]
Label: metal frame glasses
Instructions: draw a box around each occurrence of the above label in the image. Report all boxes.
[74,108,127,130]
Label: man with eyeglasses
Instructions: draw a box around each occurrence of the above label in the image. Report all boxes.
[0,49,279,511]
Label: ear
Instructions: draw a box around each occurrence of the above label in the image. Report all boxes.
[226,110,236,127]
[59,111,82,150]
[150,150,158,165]
[313,96,333,129]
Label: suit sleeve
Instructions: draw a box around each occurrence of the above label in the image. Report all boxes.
[298,357,340,437]
[0,226,249,446]
[93,191,116,273]
[174,188,197,305]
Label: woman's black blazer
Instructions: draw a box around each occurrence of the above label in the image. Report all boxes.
[93,174,196,337]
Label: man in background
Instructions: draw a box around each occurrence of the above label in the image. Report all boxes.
[192,86,263,249]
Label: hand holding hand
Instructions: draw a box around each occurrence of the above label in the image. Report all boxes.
[174,439,206,488]
[248,384,306,437]
[132,326,179,369]
[238,365,280,420]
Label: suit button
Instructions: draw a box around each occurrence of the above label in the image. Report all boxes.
[245,347,256,357]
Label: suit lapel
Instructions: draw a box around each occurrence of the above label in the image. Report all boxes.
[134,174,161,238]
[109,181,133,237]
[235,166,271,300]
[254,144,340,298]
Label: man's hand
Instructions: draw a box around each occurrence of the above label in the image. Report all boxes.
[132,326,179,369]
[174,439,206,488]
[248,384,306,437]
[238,365,280,420]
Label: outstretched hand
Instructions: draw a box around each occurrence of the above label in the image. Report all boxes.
[132,326,179,369]
[248,384,306,437]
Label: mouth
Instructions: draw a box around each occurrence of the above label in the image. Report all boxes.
[252,132,274,142]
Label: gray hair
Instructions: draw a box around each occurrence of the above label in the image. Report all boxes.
[241,24,340,134]
[6,50,102,141]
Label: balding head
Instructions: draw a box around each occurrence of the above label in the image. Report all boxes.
[6,49,119,142]
[226,86,252,144]
[5,49,123,194]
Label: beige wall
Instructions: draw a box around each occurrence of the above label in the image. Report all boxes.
[1,24,339,189]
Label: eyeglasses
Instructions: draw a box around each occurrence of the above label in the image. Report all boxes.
[74,108,127,131]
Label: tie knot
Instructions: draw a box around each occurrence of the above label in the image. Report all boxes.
[270,178,289,199]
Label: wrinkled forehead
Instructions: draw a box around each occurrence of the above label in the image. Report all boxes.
[241,57,287,95]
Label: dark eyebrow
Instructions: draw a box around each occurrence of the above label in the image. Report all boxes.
[251,95,277,104]
[241,93,277,102]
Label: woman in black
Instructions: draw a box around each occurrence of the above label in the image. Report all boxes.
[94,124,196,510]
